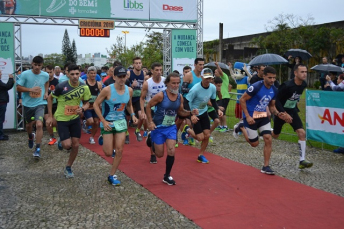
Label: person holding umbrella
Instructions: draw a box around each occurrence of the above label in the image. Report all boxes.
[287,56,302,79]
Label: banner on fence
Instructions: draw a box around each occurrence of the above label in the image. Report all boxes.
[171,29,197,74]
[306,90,344,147]
[0,22,16,129]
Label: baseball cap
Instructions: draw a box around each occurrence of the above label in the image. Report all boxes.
[201,68,214,78]
[114,66,127,76]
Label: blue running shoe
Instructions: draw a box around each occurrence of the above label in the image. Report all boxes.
[108,174,120,186]
[28,138,34,149]
[33,148,41,158]
[197,155,209,164]
[143,131,148,138]
[183,139,189,145]
[98,135,103,145]
[64,166,74,178]
[112,150,116,158]
[57,138,63,151]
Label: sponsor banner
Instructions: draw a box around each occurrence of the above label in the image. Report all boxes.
[4,0,150,21]
[0,23,16,129]
[171,29,197,74]
[150,0,197,22]
[306,90,344,147]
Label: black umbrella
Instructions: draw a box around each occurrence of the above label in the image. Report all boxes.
[248,53,288,66]
[285,49,312,60]
[311,64,343,73]
[204,62,229,70]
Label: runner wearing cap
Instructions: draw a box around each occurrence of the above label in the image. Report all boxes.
[93,65,138,186]
[46,64,91,178]
[183,68,223,164]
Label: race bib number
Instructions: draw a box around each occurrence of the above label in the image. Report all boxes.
[89,95,97,103]
[133,89,141,97]
[252,111,267,119]
[162,115,176,126]
[29,91,42,98]
[64,105,79,116]
[284,100,297,109]
[113,119,127,131]
[199,102,207,109]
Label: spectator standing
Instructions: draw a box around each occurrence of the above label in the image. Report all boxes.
[0,70,14,140]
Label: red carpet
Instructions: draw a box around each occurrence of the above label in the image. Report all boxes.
[80,128,344,228]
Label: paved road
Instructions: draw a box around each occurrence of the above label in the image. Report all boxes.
[0,129,343,228]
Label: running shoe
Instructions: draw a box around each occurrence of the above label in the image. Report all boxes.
[188,137,195,146]
[163,175,176,185]
[57,138,63,150]
[98,135,103,145]
[183,139,189,145]
[33,148,41,158]
[89,137,95,144]
[150,155,157,164]
[135,129,142,142]
[299,160,313,169]
[261,166,275,175]
[233,123,239,139]
[333,147,344,154]
[209,136,214,143]
[175,143,179,148]
[181,125,190,140]
[125,133,130,144]
[87,126,92,134]
[48,137,57,145]
[219,127,228,133]
[143,131,148,138]
[112,150,116,158]
[197,155,209,164]
[28,137,34,149]
[108,174,120,186]
[215,126,222,131]
[64,166,74,178]
[146,131,152,147]
[0,135,9,141]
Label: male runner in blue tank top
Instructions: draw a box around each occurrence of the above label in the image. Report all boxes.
[146,73,199,185]
[233,66,289,175]
[179,57,205,146]
[126,57,145,143]
[93,66,138,186]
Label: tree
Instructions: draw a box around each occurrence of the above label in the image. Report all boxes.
[71,39,77,64]
[62,29,74,64]
[107,31,163,69]
[44,53,66,67]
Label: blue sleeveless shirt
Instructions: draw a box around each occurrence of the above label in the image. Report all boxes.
[153,91,181,127]
[101,84,129,128]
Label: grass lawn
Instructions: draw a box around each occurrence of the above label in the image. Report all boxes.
[225,89,337,151]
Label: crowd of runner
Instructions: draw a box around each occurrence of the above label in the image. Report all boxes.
[4,55,314,186]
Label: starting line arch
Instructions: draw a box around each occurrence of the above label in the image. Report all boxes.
[0,0,204,130]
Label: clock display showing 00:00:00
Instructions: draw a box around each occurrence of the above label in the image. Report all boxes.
[79,28,110,37]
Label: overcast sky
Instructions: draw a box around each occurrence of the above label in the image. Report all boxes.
[17,0,344,57]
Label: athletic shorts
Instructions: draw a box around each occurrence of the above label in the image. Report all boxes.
[243,117,271,142]
[84,109,98,119]
[151,125,177,145]
[193,112,211,135]
[235,103,243,119]
[44,104,57,115]
[218,98,230,112]
[24,105,45,123]
[57,117,81,141]
[273,109,303,135]
[208,109,219,121]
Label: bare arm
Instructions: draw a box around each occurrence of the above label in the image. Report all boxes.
[239,92,254,125]
[215,62,223,77]
[126,87,138,124]
[146,92,163,130]
[139,81,148,119]
[93,87,109,124]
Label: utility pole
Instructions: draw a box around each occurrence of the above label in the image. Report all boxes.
[122,31,129,51]
[219,23,223,62]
